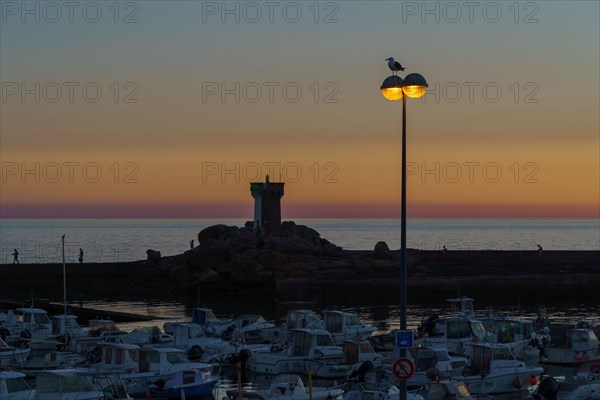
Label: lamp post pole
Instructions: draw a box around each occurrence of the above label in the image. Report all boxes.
[399,93,408,400]
[380,64,428,400]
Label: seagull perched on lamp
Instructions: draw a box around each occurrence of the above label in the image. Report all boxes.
[386,57,405,74]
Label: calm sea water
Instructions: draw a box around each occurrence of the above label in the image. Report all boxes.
[0,218,598,264]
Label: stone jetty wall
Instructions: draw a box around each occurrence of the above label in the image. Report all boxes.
[0,222,598,304]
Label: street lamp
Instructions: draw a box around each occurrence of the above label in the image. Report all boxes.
[381,64,428,400]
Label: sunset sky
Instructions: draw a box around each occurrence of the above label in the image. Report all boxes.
[1,1,598,218]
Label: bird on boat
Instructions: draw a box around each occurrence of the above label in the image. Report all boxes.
[386,57,406,74]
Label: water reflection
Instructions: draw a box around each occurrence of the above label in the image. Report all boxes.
[78,299,599,333]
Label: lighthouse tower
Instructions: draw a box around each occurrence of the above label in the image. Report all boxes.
[250,175,284,236]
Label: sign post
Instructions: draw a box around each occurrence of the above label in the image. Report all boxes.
[391,357,415,381]
[395,330,414,349]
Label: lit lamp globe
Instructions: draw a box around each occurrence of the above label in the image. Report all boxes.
[402,73,428,98]
[380,75,404,101]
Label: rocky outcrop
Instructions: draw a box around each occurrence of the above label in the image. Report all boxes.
[170,221,357,295]
[374,241,392,259]
[146,249,162,265]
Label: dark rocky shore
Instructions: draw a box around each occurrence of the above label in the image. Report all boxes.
[1,222,598,305]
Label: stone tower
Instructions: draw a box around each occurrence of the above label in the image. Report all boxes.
[250,175,284,236]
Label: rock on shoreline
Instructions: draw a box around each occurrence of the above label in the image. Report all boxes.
[0,222,598,304]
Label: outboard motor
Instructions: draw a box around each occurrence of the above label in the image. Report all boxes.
[532,377,559,400]
[187,345,203,361]
[426,368,440,382]
[349,360,373,382]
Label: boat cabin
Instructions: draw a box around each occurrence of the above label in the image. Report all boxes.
[138,347,196,373]
[447,297,476,319]
[409,347,453,373]
[341,339,379,364]
[465,344,517,376]
[35,369,104,400]
[423,317,487,341]
[291,329,335,357]
[286,309,321,330]
[51,315,85,336]
[323,310,376,341]
[563,329,599,351]
[4,308,52,339]
[96,343,140,371]
[494,319,534,343]
[191,307,230,326]
[87,319,121,336]
[0,371,33,399]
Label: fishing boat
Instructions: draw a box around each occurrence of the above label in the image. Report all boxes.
[84,343,219,398]
[0,371,34,400]
[459,343,543,394]
[35,369,132,400]
[2,307,52,345]
[212,314,275,344]
[565,382,600,400]
[544,327,600,366]
[247,329,342,375]
[305,338,383,378]
[262,309,322,343]
[223,373,344,400]
[479,315,547,364]
[575,361,600,384]
[416,298,495,356]
[364,346,467,387]
[0,338,30,368]
[321,310,377,343]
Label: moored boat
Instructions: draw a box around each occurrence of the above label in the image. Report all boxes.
[459,343,543,394]
[0,338,30,369]
[544,327,600,367]
[0,371,34,400]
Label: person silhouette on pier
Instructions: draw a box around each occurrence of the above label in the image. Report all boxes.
[537,244,543,257]
[12,249,19,264]
[79,248,84,263]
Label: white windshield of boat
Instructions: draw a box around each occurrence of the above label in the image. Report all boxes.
[493,346,514,360]
[35,313,51,324]
[189,326,206,338]
[433,349,450,361]
[5,377,31,393]
[166,351,189,364]
[447,321,472,339]
[37,374,95,393]
[346,315,360,326]
[360,343,375,353]
[206,310,217,320]
[316,334,334,346]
